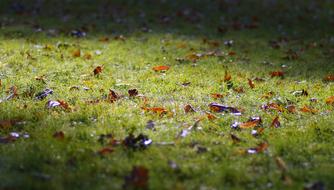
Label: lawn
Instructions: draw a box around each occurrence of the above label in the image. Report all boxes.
[0,0,334,189]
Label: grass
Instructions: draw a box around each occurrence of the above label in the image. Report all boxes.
[0,0,334,189]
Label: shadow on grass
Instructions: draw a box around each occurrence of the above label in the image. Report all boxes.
[0,0,333,79]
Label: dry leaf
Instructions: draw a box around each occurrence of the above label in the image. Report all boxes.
[93,66,103,75]
[84,52,92,60]
[270,71,284,78]
[128,89,139,97]
[240,119,261,129]
[275,157,288,172]
[142,107,168,116]
[124,166,149,189]
[53,131,65,140]
[271,116,281,128]
[224,71,232,82]
[72,49,81,57]
[211,93,224,99]
[325,96,334,105]
[248,79,255,89]
[152,65,170,72]
[98,147,114,156]
[324,74,334,82]
[300,105,318,114]
[184,104,195,113]
[108,89,120,103]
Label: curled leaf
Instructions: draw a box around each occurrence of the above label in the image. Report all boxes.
[300,105,318,114]
[270,71,284,78]
[108,89,120,103]
[240,117,262,129]
[209,103,241,115]
[248,79,255,89]
[211,93,224,99]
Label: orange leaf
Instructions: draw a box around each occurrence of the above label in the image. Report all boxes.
[300,105,318,114]
[72,49,81,57]
[142,107,168,115]
[206,113,217,120]
[240,120,260,129]
[286,105,296,113]
[248,79,255,89]
[152,65,170,72]
[233,87,245,93]
[255,142,269,153]
[57,100,70,110]
[93,66,103,75]
[325,96,334,105]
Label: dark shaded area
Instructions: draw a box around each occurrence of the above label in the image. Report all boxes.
[0,0,333,39]
[0,0,333,78]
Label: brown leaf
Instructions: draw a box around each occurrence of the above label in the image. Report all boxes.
[211,93,224,99]
[233,87,245,93]
[286,105,297,113]
[152,65,170,72]
[228,51,236,56]
[248,79,255,89]
[128,89,139,97]
[53,131,65,140]
[57,100,70,110]
[224,71,232,82]
[206,113,217,120]
[270,71,284,78]
[271,116,281,128]
[124,166,149,189]
[324,74,334,82]
[325,96,334,105]
[108,89,120,103]
[184,104,195,113]
[0,120,20,129]
[72,49,81,57]
[93,66,103,75]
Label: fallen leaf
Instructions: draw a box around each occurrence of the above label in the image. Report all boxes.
[99,37,109,42]
[300,105,318,114]
[325,96,334,105]
[72,49,81,57]
[206,112,217,120]
[211,93,224,99]
[184,104,195,113]
[53,131,65,140]
[93,66,103,75]
[233,87,245,93]
[262,103,284,112]
[286,105,297,113]
[224,71,232,82]
[209,103,241,115]
[152,65,170,72]
[124,166,149,189]
[270,71,284,78]
[98,147,114,156]
[324,74,334,82]
[240,117,261,129]
[83,52,92,60]
[271,116,281,128]
[248,79,255,89]
[141,107,168,116]
[108,89,120,103]
[128,89,139,97]
[248,142,269,154]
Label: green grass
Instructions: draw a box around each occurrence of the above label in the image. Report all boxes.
[0,0,334,189]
